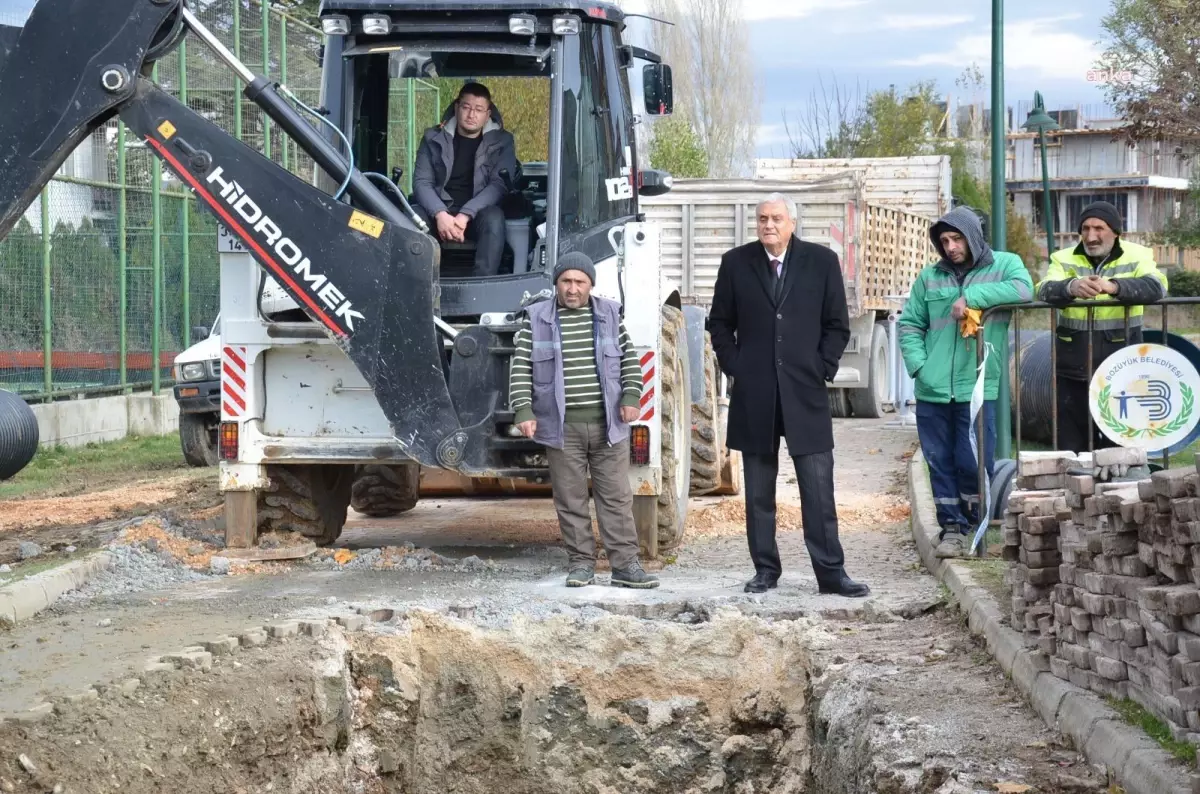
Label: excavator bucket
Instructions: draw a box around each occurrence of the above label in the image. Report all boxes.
[0,0,182,237]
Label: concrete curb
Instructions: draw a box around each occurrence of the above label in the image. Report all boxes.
[908,450,1194,794]
[0,552,114,627]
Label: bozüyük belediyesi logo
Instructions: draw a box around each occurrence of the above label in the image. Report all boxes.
[1089,344,1200,449]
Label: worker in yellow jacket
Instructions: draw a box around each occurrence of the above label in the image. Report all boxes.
[1036,201,1168,452]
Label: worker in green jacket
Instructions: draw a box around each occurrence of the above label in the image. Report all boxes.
[899,207,1034,558]
[1036,201,1168,453]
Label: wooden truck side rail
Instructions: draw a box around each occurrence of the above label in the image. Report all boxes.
[858,203,937,313]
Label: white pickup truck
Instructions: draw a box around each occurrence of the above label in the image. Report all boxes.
[172,316,221,466]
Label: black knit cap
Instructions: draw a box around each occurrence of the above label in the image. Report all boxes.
[1078,201,1123,236]
[553,251,596,285]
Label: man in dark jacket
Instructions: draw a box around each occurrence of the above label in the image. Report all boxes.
[412,82,517,277]
[709,193,869,597]
[1036,201,1168,452]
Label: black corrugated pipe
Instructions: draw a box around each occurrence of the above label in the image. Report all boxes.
[0,389,38,480]
[1009,331,1054,446]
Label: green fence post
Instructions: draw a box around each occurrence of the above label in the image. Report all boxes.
[180,41,191,348]
[152,65,163,395]
[40,190,51,397]
[118,122,128,389]
[990,0,1011,460]
[233,0,242,140]
[407,80,416,193]
[261,0,271,159]
[280,14,288,170]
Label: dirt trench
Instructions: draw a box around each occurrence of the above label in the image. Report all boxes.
[0,606,1105,794]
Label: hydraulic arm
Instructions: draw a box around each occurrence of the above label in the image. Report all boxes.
[0,0,487,470]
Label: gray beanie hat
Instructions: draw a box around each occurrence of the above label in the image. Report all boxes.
[553,251,597,285]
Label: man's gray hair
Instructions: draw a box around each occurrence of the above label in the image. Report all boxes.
[757,192,799,223]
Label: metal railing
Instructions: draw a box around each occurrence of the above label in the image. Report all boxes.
[974,297,1200,503]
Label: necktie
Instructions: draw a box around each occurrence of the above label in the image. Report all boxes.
[771,259,782,279]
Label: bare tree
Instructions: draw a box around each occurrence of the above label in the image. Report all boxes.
[647,0,761,178]
[782,73,867,159]
[1100,0,1200,142]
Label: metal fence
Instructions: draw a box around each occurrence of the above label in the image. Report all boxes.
[975,299,1200,506]
[0,0,441,402]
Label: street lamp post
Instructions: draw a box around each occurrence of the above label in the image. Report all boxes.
[1022,91,1061,256]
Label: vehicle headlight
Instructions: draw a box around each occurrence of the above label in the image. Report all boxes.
[181,362,207,382]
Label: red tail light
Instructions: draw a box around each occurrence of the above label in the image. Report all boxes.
[630,424,650,465]
[219,421,239,461]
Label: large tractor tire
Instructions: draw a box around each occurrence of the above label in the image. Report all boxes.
[351,462,421,517]
[634,305,692,553]
[689,331,723,496]
[848,323,891,419]
[258,464,354,547]
[179,412,218,468]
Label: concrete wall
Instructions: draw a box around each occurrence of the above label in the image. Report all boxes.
[30,393,179,448]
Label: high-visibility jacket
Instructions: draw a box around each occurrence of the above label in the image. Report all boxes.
[899,252,1034,403]
[1036,240,1168,380]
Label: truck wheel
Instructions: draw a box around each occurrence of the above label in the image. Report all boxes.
[257,464,353,546]
[648,304,692,551]
[179,412,218,467]
[350,463,421,517]
[848,323,890,419]
[712,449,743,496]
[828,388,851,418]
[689,331,722,496]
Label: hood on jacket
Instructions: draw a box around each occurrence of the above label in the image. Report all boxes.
[930,206,994,271]
[438,114,503,139]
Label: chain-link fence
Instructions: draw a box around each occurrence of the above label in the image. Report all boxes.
[0,0,441,401]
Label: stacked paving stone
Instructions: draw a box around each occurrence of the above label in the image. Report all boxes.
[1004,451,1083,660]
[1051,453,1153,704]
[999,446,1200,738]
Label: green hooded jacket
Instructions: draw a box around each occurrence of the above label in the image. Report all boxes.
[898,207,1034,403]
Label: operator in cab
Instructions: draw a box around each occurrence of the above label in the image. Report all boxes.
[411,82,517,278]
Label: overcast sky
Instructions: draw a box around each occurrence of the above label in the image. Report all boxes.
[3,0,1114,159]
[625,0,1114,157]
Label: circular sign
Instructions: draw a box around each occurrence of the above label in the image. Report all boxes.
[1090,343,1200,449]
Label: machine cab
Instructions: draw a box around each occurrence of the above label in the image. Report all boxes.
[315,0,673,319]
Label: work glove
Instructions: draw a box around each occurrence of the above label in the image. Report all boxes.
[960,308,983,338]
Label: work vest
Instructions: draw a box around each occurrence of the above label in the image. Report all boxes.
[1038,240,1168,380]
[1045,240,1164,332]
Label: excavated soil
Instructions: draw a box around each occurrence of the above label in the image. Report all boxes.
[0,475,220,566]
[0,608,1107,794]
[0,422,1109,793]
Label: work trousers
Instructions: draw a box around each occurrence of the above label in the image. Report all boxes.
[545,422,640,571]
[916,399,996,535]
[413,203,506,277]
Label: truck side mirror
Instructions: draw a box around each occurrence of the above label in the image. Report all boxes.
[643,64,673,115]
[192,325,210,342]
[638,169,673,197]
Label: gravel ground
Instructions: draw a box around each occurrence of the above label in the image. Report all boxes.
[56,540,210,603]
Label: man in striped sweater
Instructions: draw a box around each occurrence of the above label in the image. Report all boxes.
[509,251,659,588]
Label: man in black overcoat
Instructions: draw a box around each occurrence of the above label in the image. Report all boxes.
[708,193,870,597]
